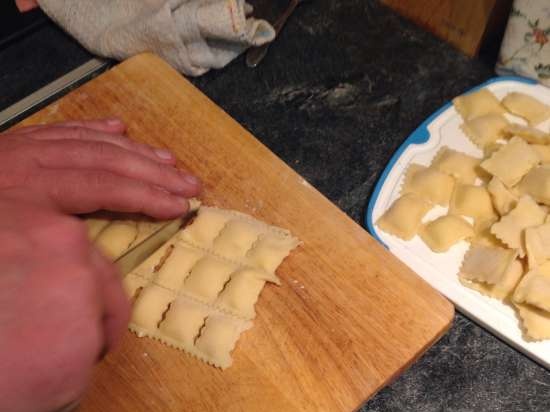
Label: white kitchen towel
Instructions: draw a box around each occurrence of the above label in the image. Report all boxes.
[37,0,275,76]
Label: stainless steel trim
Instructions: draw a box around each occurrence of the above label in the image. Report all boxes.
[0,58,108,127]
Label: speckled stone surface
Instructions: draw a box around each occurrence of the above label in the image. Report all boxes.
[1,1,549,411]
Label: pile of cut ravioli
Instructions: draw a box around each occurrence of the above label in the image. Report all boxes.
[377,88,550,341]
[87,205,299,369]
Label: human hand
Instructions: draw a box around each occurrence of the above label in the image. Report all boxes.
[15,0,39,12]
[0,188,130,412]
[1,118,201,219]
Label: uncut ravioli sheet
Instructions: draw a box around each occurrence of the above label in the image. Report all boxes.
[123,206,300,369]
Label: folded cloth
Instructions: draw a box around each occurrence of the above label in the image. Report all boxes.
[37,0,275,76]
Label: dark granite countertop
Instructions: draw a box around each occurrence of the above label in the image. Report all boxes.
[1,1,549,410]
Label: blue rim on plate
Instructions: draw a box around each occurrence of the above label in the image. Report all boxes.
[364,75,538,246]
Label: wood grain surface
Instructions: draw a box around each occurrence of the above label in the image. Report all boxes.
[16,54,454,412]
[382,0,510,57]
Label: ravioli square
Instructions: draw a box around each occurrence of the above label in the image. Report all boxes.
[131,285,175,333]
[158,298,210,346]
[181,256,239,302]
[518,166,550,206]
[94,220,137,260]
[461,113,509,148]
[179,207,230,248]
[481,137,539,188]
[419,215,474,253]
[487,177,518,216]
[122,274,149,299]
[449,184,496,223]
[401,164,455,206]
[459,259,523,300]
[246,233,299,276]
[525,223,550,269]
[431,147,481,184]
[453,88,505,121]
[515,303,550,341]
[502,92,550,125]
[212,220,265,260]
[154,245,204,291]
[513,263,550,313]
[531,145,550,164]
[376,193,432,241]
[459,244,518,285]
[194,315,252,369]
[503,124,550,145]
[490,195,547,255]
[216,268,267,319]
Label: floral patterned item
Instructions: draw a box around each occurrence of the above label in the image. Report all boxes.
[496,0,550,86]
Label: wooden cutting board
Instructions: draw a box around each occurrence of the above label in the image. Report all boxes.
[16,54,453,412]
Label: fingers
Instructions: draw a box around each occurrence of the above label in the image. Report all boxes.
[10,118,126,136]
[35,139,200,197]
[15,0,38,12]
[88,248,130,352]
[16,121,177,165]
[31,169,193,219]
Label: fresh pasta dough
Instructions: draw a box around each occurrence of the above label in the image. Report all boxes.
[459,244,518,285]
[376,193,432,240]
[431,147,481,184]
[514,303,550,341]
[94,220,138,259]
[401,164,455,206]
[491,195,546,256]
[531,145,550,164]
[502,92,550,125]
[487,177,518,216]
[461,113,509,148]
[460,257,522,300]
[419,215,474,253]
[125,206,300,369]
[503,124,550,145]
[518,166,550,206]
[480,137,539,188]
[453,88,506,121]
[375,87,550,342]
[449,184,496,224]
[525,223,550,269]
[513,262,550,312]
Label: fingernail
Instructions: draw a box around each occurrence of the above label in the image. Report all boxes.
[106,118,123,126]
[183,174,200,186]
[179,197,190,210]
[154,148,174,160]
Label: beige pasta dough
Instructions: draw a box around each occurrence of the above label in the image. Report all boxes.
[531,145,550,164]
[419,215,474,253]
[461,113,509,149]
[453,88,506,121]
[431,147,482,185]
[503,124,550,145]
[459,258,523,300]
[487,177,517,216]
[459,244,518,285]
[514,303,550,341]
[94,220,138,260]
[480,137,539,188]
[376,193,432,241]
[518,166,550,206]
[513,263,550,312]
[525,223,550,269]
[491,195,546,256]
[401,164,455,206]
[449,184,496,224]
[502,92,550,125]
[125,205,300,369]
